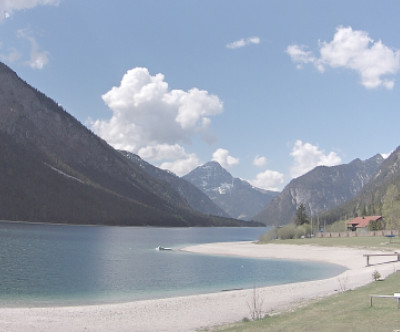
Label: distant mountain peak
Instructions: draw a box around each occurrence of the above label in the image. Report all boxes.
[203,161,225,168]
[119,151,230,218]
[199,161,232,176]
[368,154,384,163]
[349,158,362,165]
[184,161,278,220]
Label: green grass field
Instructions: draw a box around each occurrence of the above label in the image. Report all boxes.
[258,236,400,251]
[211,271,400,332]
[205,236,400,332]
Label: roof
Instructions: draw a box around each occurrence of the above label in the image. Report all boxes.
[348,216,383,228]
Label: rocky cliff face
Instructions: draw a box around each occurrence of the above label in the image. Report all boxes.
[319,146,400,226]
[183,161,279,220]
[254,154,384,226]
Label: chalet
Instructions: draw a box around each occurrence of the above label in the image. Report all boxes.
[347,216,384,231]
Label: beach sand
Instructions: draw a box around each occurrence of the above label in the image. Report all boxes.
[1,242,399,332]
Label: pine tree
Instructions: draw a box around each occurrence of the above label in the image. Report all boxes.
[295,203,310,226]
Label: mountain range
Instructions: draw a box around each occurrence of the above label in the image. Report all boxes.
[319,146,400,228]
[119,151,230,218]
[254,154,384,226]
[1,60,399,229]
[0,61,255,227]
[183,161,279,220]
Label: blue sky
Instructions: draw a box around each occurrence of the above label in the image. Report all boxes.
[1,1,400,191]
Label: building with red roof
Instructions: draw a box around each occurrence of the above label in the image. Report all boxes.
[347,216,384,231]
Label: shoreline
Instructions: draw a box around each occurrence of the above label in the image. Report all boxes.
[1,241,399,332]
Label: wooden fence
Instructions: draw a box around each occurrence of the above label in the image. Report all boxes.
[315,230,400,238]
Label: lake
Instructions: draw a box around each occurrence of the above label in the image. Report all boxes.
[0,222,345,306]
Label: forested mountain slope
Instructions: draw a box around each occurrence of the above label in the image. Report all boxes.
[120,151,230,218]
[0,61,249,227]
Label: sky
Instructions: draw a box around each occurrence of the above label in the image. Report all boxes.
[1,0,400,191]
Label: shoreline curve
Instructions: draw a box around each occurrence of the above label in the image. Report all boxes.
[0,241,399,332]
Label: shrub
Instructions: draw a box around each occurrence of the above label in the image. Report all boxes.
[300,223,312,238]
[259,223,313,241]
[294,225,306,238]
[277,224,298,239]
[372,270,381,281]
[258,228,278,243]
[247,286,264,320]
[368,219,384,231]
[326,219,348,232]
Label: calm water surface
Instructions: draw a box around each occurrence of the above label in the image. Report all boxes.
[0,222,345,306]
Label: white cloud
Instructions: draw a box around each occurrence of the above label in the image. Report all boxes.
[17,29,49,69]
[165,87,222,130]
[226,36,260,49]
[253,155,267,168]
[160,153,200,176]
[0,0,60,21]
[91,67,223,173]
[290,140,342,178]
[0,46,21,63]
[138,143,200,176]
[287,26,400,89]
[212,148,239,168]
[286,44,319,70]
[138,144,187,161]
[250,170,284,191]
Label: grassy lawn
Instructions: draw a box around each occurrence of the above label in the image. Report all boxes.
[210,271,400,332]
[258,236,400,251]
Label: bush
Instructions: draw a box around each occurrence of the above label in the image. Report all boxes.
[294,225,306,238]
[300,223,312,237]
[368,219,384,231]
[259,223,313,241]
[326,219,348,232]
[277,223,312,240]
[278,224,298,239]
[258,228,278,242]
[372,270,381,281]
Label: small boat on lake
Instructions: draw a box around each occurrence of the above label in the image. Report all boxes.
[156,246,173,251]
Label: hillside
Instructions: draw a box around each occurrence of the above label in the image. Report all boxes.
[254,154,384,226]
[0,61,251,227]
[119,151,229,218]
[183,161,279,220]
[320,146,400,228]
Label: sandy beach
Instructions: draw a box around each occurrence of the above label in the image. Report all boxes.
[1,241,399,332]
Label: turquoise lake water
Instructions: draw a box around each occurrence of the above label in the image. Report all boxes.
[0,222,346,306]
